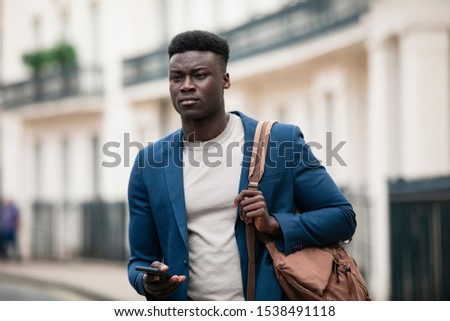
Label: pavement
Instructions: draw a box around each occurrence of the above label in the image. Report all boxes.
[0,258,145,301]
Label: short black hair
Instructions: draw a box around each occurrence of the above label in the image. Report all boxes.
[168,30,230,67]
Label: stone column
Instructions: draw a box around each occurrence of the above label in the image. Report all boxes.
[366,37,399,300]
[399,29,450,179]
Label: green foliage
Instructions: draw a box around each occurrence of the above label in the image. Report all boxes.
[22,49,52,74]
[52,41,77,68]
[22,41,78,75]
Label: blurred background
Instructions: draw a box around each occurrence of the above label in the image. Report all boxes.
[0,0,449,301]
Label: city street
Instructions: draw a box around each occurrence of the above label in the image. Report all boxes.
[0,275,92,300]
[0,259,144,301]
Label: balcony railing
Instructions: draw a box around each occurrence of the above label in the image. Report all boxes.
[123,47,168,87]
[122,0,369,87]
[222,0,369,60]
[2,67,103,108]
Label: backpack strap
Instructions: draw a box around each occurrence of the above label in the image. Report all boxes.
[246,120,276,301]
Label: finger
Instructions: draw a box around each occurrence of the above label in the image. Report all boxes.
[233,190,253,205]
[143,273,165,284]
[148,277,176,292]
[245,206,267,218]
[147,276,186,297]
[244,208,267,220]
[146,280,175,297]
[238,189,261,199]
[241,199,266,214]
[233,190,261,207]
[243,206,269,224]
[239,205,245,221]
[150,261,169,272]
[240,195,265,207]
[243,212,253,224]
[150,285,174,299]
[147,275,186,288]
[233,195,242,208]
[242,198,266,209]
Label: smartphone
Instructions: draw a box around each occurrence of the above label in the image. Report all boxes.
[135,266,173,279]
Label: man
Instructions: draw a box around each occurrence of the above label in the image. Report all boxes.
[1,199,20,260]
[127,30,356,300]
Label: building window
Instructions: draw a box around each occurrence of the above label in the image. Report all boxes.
[92,135,99,197]
[90,0,100,67]
[60,7,69,40]
[32,15,42,48]
[62,138,69,200]
[35,140,42,199]
[277,104,289,124]
[324,92,335,134]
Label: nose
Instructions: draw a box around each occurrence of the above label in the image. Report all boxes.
[180,76,195,92]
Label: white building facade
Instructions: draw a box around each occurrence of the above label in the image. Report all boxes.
[1,0,449,300]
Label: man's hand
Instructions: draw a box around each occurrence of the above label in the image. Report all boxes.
[142,261,186,299]
[233,189,281,236]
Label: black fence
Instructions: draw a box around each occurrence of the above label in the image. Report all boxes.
[32,201,56,258]
[389,177,450,300]
[81,200,127,261]
[31,200,127,261]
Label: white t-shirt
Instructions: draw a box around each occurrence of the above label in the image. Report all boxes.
[183,113,245,300]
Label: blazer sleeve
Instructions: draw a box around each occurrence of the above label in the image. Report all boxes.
[271,125,356,255]
[127,148,163,297]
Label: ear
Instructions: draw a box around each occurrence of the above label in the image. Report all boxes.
[223,73,231,89]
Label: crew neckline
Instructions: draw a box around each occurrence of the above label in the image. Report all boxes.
[183,113,238,149]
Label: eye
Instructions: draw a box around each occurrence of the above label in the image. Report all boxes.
[195,72,207,79]
[170,73,183,82]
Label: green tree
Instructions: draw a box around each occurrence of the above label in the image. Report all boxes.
[22,49,52,77]
[52,41,77,70]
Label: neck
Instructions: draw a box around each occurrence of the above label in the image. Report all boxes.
[182,112,230,142]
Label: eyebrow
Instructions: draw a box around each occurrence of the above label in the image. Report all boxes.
[169,65,210,73]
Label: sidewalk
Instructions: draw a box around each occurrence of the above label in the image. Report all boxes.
[0,259,144,301]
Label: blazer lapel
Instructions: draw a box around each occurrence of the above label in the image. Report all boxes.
[164,130,189,248]
[233,111,259,204]
[231,111,259,291]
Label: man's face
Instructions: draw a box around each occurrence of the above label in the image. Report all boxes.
[168,50,230,121]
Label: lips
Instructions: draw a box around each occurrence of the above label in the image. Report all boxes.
[179,96,199,105]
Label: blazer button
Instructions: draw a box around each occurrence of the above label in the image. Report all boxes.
[183,260,188,266]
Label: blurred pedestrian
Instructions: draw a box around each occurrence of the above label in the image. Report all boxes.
[1,199,21,260]
[0,200,4,258]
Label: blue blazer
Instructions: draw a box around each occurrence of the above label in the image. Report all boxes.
[127,111,356,300]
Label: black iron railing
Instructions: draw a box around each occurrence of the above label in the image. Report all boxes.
[2,67,103,108]
[123,47,168,86]
[223,0,369,60]
[122,0,369,87]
